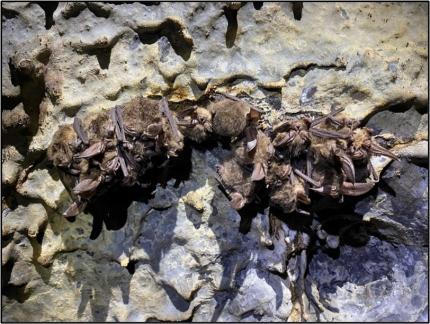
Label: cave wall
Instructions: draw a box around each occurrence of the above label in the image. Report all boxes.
[1,2,428,322]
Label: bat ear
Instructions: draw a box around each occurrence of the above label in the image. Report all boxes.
[230,192,246,210]
[248,106,262,121]
[251,162,266,181]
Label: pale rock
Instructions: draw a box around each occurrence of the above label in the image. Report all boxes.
[2,204,48,238]
[17,169,67,210]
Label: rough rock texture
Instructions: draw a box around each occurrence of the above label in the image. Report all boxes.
[1,2,428,322]
[2,203,48,238]
[356,160,428,246]
[2,150,295,322]
[306,236,428,322]
[16,168,67,210]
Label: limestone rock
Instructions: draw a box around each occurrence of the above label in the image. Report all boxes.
[305,236,428,322]
[1,145,25,186]
[2,161,22,186]
[3,149,295,322]
[16,169,67,210]
[2,204,48,238]
[2,232,34,266]
[1,103,31,132]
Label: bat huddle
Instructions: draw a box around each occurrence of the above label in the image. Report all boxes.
[47,94,398,218]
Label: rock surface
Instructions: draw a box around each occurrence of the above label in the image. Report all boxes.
[1,2,428,322]
[306,236,428,322]
[355,160,428,246]
[2,150,295,322]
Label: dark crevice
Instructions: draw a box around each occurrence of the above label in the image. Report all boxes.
[292,2,303,21]
[36,2,58,29]
[220,74,257,88]
[1,95,22,111]
[160,282,190,312]
[224,7,238,48]
[284,63,347,82]
[1,261,32,303]
[80,46,113,70]
[87,2,111,18]
[95,48,112,70]
[36,48,52,65]
[5,59,46,137]
[83,143,192,240]
[1,7,19,20]
[133,19,193,61]
[126,260,137,275]
[238,183,270,234]
[1,260,14,291]
[141,2,160,6]
[87,184,151,239]
[241,310,264,321]
[253,2,264,10]
[8,59,20,87]
[20,75,46,137]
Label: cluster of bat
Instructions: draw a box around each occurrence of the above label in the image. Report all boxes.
[48,94,398,218]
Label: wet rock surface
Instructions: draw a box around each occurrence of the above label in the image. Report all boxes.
[1,2,428,322]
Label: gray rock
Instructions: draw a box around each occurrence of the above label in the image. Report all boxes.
[1,160,22,186]
[148,186,178,210]
[8,260,37,286]
[366,106,426,141]
[326,235,340,249]
[317,227,328,240]
[305,236,428,322]
[2,232,34,266]
[355,160,428,246]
